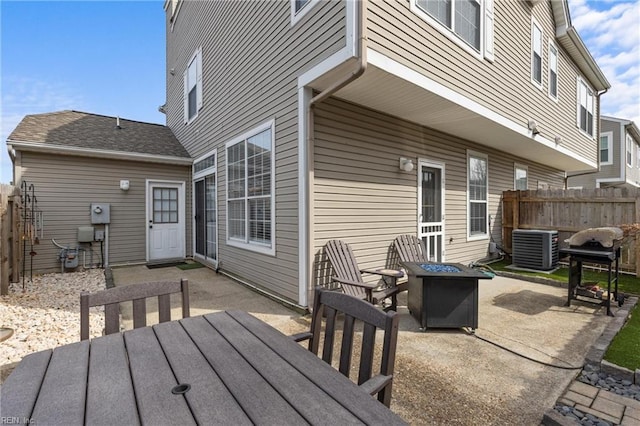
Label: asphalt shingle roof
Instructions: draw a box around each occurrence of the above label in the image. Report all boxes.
[7,110,190,158]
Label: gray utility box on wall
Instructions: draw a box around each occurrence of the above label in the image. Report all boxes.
[78,226,95,243]
[91,203,111,224]
[512,229,559,270]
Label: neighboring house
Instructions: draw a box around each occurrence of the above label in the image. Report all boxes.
[162,0,609,308]
[567,116,640,189]
[7,111,192,272]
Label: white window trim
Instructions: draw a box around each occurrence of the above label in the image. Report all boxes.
[290,0,320,26]
[514,163,528,190]
[626,134,633,167]
[600,131,613,166]
[467,150,489,241]
[225,120,276,256]
[410,0,488,61]
[547,40,559,101]
[576,77,595,139]
[184,47,203,125]
[530,17,543,90]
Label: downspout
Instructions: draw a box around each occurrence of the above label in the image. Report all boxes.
[303,0,368,303]
[564,87,609,189]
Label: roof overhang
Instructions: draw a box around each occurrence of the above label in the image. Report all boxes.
[552,0,610,91]
[318,49,596,172]
[7,140,193,166]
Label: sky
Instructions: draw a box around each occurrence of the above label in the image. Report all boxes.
[1,0,639,185]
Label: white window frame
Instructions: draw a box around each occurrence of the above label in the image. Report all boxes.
[600,131,612,165]
[290,0,320,26]
[183,47,202,124]
[411,0,494,61]
[467,150,489,240]
[514,164,528,190]
[576,77,594,137]
[531,17,543,89]
[548,41,559,101]
[225,120,276,256]
[636,145,640,169]
[627,134,633,167]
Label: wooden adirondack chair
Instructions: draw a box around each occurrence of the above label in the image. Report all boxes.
[393,234,430,264]
[324,240,405,311]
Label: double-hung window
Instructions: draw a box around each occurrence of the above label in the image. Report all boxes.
[514,164,528,190]
[600,132,612,165]
[412,0,493,60]
[468,151,488,239]
[184,48,202,123]
[577,78,594,136]
[627,135,633,167]
[226,121,275,255]
[531,18,543,88]
[548,42,558,100]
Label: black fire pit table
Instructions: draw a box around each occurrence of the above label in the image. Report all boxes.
[402,262,492,332]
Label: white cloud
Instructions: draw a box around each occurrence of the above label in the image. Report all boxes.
[569,0,640,125]
[1,76,85,183]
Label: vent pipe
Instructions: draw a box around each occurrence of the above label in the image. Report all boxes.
[116,116,121,129]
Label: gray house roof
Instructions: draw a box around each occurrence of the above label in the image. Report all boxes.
[7,110,191,164]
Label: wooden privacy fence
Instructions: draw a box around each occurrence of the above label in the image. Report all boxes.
[502,188,640,275]
[1,184,20,294]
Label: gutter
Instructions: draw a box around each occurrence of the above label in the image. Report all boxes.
[7,140,193,166]
[302,0,367,305]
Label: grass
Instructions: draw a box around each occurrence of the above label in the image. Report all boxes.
[480,258,640,371]
[604,303,640,371]
[482,259,640,297]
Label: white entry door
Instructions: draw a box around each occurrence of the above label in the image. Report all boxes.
[148,181,185,261]
[418,160,445,262]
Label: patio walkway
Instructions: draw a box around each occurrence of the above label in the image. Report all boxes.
[111,264,631,425]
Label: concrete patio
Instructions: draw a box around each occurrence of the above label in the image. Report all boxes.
[111,264,621,425]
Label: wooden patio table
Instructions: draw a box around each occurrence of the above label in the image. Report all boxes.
[1,311,407,425]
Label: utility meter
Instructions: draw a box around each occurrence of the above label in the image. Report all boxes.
[90,203,111,224]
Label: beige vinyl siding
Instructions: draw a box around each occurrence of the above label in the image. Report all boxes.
[365,0,598,164]
[165,1,346,302]
[16,152,190,273]
[312,98,564,276]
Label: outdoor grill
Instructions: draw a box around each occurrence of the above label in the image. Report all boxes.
[559,227,624,316]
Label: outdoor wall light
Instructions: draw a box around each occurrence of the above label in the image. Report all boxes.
[120,180,130,191]
[527,119,540,136]
[399,157,414,172]
[555,136,563,145]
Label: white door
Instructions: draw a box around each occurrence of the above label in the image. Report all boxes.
[148,181,185,261]
[418,160,445,262]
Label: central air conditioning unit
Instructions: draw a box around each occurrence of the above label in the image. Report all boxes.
[512,229,559,270]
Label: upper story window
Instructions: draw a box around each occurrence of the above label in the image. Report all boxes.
[291,0,319,25]
[627,134,633,167]
[577,78,594,137]
[636,145,640,169]
[467,150,488,239]
[412,0,494,61]
[295,0,310,12]
[184,48,202,124]
[600,132,612,165]
[548,42,558,100]
[514,164,528,190]
[531,18,543,88]
[226,121,275,255]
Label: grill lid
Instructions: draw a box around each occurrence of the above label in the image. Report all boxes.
[566,227,623,248]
